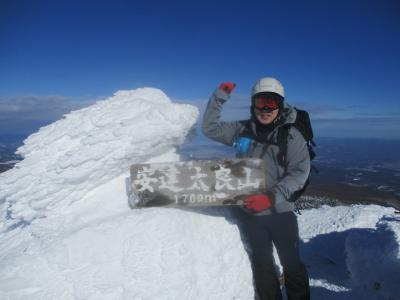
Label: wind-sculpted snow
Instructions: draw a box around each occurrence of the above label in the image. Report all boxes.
[0,88,198,229]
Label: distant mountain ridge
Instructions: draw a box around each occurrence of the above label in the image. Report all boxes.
[0,134,25,173]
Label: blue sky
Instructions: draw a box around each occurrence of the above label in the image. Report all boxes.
[1,0,399,139]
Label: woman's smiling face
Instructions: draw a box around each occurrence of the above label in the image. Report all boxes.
[254,108,279,125]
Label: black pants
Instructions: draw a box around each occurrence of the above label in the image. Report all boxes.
[232,208,310,300]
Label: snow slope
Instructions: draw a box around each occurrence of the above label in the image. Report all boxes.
[0,173,253,299]
[1,87,399,299]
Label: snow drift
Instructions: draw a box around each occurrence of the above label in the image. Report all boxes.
[0,88,255,299]
[1,87,399,299]
[0,88,198,228]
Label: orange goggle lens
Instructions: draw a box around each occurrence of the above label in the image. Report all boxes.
[254,97,280,111]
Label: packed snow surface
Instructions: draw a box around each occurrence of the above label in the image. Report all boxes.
[1,87,399,299]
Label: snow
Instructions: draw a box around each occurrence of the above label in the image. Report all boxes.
[1,87,400,299]
[299,205,400,299]
[0,173,253,300]
[0,88,198,228]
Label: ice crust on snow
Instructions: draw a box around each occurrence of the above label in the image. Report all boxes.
[1,87,400,299]
[0,88,198,227]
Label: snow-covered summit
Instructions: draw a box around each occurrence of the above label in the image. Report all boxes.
[0,87,399,299]
[0,87,198,229]
[0,87,254,300]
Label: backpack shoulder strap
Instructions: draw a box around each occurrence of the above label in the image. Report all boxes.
[237,119,254,138]
[277,124,291,170]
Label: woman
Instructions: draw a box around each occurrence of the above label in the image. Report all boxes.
[202,77,310,300]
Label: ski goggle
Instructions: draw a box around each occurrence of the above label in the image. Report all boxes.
[253,97,280,112]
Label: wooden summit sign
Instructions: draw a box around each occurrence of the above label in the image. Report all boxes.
[128,158,266,208]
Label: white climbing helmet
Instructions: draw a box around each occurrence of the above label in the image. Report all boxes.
[251,77,285,98]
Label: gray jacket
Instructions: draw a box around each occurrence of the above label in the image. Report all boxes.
[202,89,311,215]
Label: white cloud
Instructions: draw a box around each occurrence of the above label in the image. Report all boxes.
[0,95,96,135]
[0,95,95,120]
[175,96,400,140]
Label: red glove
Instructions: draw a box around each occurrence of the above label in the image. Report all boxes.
[244,194,273,212]
[219,82,236,94]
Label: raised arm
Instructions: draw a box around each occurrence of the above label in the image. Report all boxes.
[202,83,244,146]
